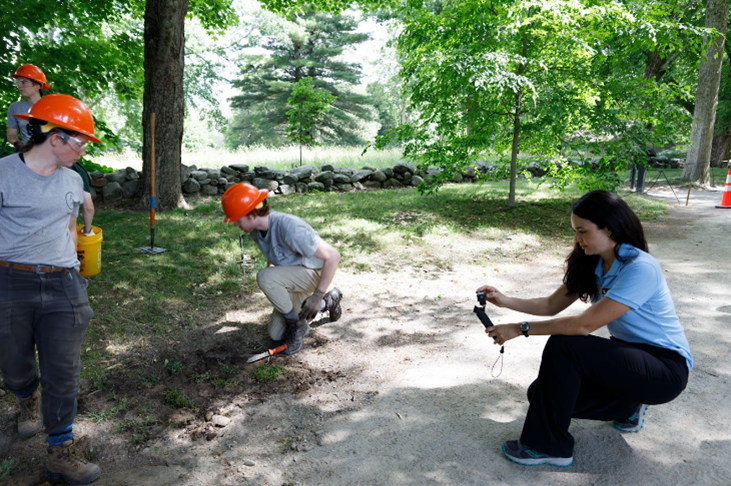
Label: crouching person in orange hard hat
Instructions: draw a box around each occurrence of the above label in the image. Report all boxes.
[0,94,101,484]
[221,183,343,355]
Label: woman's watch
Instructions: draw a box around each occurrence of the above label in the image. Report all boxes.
[520,321,530,337]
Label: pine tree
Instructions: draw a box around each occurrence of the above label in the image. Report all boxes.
[227,9,374,147]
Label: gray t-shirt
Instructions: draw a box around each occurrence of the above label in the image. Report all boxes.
[0,153,83,268]
[6,100,32,141]
[251,211,324,269]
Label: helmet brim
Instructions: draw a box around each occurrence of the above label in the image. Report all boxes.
[11,74,51,90]
[14,113,101,143]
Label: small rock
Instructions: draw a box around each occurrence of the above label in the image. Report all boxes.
[0,389,6,398]
[212,415,231,427]
[206,432,217,441]
[205,411,214,422]
[244,459,256,467]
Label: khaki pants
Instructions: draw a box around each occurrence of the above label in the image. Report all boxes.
[256,265,321,340]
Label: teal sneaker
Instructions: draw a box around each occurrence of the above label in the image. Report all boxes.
[613,404,648,433]
[501,440,573,467]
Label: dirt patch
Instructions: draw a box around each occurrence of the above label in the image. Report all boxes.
[1,186,730,485]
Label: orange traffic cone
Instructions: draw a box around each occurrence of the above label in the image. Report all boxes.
[717,166,731,209]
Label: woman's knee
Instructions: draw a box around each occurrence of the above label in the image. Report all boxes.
[542,334,577,356]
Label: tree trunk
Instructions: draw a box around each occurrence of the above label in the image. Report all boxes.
[509,100,520,208]
[682,0,729,184]
[508,33,528,207]
[710,133,731,168]
[142,0,189,211]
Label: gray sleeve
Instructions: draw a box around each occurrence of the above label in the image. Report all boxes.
[7,105,18,129]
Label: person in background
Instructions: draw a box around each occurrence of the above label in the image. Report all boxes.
[0,93,102,484]
[6,63,50,151]
[479,190,691,467]
[5,64,95,233]
[221,183,343,355]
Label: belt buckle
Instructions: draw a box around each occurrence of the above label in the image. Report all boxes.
[34,265,47,274]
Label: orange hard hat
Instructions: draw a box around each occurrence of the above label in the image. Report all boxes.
[221,183,269,224]
[14,93,101,143]
[12,64,51,90]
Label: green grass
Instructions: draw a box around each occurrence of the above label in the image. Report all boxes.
[164,360,184,375]
[252,364,288,383]
[190,371,211,383]
[211,378,238,388]
[117,416,158,445]
[163,388,197,410]
[84,398,131,423]
[0,458,12,482]
[81,180,670,388]
[93,145,405,172]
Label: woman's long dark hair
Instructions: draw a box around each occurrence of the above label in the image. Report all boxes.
[564,190,648,301]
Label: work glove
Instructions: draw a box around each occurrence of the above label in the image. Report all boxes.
[299,290,325,321]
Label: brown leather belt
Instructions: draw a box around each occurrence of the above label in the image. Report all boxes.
[0,260,70,275]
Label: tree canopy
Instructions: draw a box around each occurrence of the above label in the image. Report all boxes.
[227,8,374,147]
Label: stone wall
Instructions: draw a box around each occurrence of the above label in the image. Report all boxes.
[85,157,685,203]
[86,161,487,203]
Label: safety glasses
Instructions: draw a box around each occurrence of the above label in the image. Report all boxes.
[56,133,89,153]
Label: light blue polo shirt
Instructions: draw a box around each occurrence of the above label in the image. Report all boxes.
[592,244,693,371]
[250,211,323,269]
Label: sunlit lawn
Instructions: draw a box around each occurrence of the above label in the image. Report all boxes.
[94,145,406,172]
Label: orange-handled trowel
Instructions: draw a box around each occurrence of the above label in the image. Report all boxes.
[246,344,288,364]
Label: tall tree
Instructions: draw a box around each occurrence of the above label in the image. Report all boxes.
[141,0,235,210]
[286,77,336,165]
[575,0,704,188]
[228,9,373,147]
[373,1,639,205]
[682,0,729,184]
[142,0,189,210]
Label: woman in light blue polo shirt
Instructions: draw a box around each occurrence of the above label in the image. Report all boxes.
[478,190,691,467]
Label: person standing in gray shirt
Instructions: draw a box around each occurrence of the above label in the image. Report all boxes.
[0,93,102,484]
[6,63,50,151]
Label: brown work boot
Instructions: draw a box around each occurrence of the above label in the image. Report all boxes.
[18,389,42,439]
[323,288,343,322]
[46,439,101,484]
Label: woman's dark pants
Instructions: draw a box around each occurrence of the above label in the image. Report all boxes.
[0,266,93,436]
[520,335,688,458]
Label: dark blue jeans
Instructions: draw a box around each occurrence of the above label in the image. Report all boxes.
[0,265,93,436]
[520,335,688,458]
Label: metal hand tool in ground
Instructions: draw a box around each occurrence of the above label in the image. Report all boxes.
[138,112,167,255]
[246,344,288,363]
[237,234,246,275]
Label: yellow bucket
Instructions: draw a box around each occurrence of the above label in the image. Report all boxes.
[76,225,103,277]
